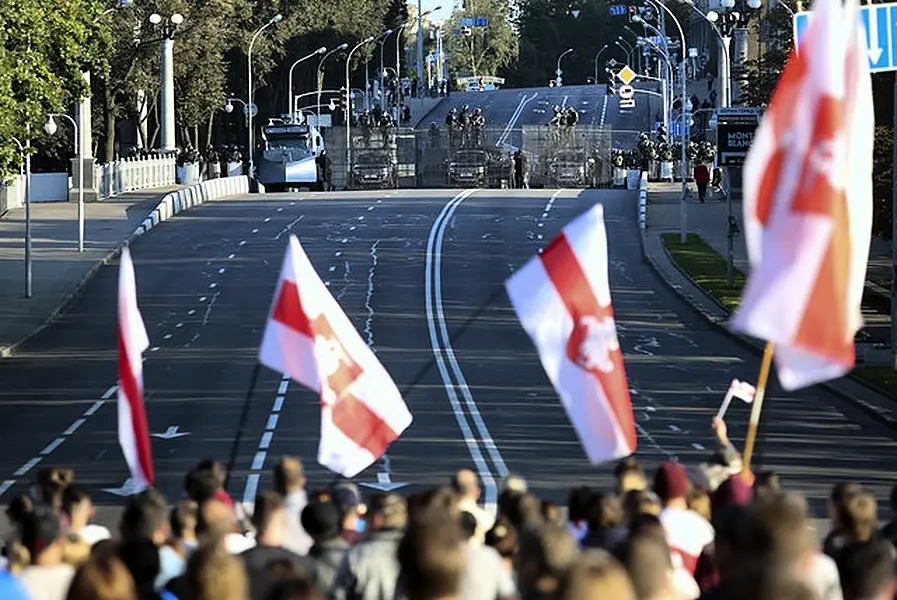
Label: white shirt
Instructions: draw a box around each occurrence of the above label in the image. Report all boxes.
[283,490,314,555]
[224,532,256,554]
[459,497,494,546]
[73,523,110,546]
[19,564,75,600]
[660,507,714,573]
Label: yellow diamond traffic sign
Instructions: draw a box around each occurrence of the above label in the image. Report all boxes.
[616,65,636,85]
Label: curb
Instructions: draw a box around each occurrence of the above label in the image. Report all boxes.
[642,210,897,430]
[0,176,250,360]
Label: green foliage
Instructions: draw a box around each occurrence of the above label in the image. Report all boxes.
[873,126,893,239]
[444,0,518,79]
[0,0,107,177]
[506,0,623,87]
[662,232,747,312]
[740,3,794,106]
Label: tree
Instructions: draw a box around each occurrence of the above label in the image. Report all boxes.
[0,0,110,178]
[740,1,794,106]
[506,0,624,88]
[445,0,518,79]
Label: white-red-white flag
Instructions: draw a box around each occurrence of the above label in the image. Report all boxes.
[729,379,756,404]
[259,235,412,477]
[506,204,636,464]
[117,247,154,490]
[731,0,873,391]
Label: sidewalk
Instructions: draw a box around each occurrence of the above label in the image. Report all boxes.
[643,182,897,427]
[0,187,182,356]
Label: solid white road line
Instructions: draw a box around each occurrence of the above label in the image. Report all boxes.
[425,189,508,516]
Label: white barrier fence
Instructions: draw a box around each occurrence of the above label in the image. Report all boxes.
[0,156,246,216]
[96,156,176,200]
[133,176,250,238]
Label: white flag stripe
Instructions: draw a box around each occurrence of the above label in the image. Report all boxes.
[561,204,613,308]
[258,235,412,478]
[506,258,632,461]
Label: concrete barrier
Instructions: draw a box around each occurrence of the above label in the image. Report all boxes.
[132,175,249,238]
[638,171,648,234]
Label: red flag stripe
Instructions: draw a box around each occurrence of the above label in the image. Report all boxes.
[273,280,314,338]
[332,395,399,457]
[118,330,154,485]
[539,234,637,451]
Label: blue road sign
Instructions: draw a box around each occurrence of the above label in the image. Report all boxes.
[474,17,489,27]
[793,3,897,72]
[460,17,474,27]
[610,5,628,16]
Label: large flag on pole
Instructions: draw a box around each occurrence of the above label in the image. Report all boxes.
[259,235,412,477]
[506,204,636,464]
[117,247,154,490]
[730,0,873,391]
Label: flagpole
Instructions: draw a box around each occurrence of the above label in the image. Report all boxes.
[740,342,774,472]
[225,363,261,490]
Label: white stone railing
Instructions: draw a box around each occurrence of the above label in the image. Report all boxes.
[96,156,177,200]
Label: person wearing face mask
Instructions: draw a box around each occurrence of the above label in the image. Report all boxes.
[330,482,367,545]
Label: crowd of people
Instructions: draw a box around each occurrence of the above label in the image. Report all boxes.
[0,417,893,600]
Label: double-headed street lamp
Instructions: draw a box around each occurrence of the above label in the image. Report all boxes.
[593,45,609,85]
[45,114,84,253]
[318,44,349,123]
[556,48,574,87]
[346,36,376,176]
[378,29,397,112]
[148,12,184,153]
[287,47,327,121]
[247,13,283,181]
[393,23,408,107]
[416,6,442,98]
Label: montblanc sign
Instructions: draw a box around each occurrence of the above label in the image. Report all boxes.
[716,108,761,167]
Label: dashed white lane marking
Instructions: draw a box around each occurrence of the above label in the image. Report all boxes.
[363,241,380,347]
[188,309,196,316]
[14,458,42,477]
[175,322,184,328]
[40,438,66,456]
[692,443,705,450]
[669,424,681,432]
[349,226,357,231]
[163,333,173,340]
[335,252,342,257]
[209,282,218,289]
[329,266,337,272]
[599,95,608,127]
[228,253,236,259]
[264,217,271,222]
[219,268,226,274]
[243,374,291,507]
[358,216,364,221]
[252,228,259,234]
[367,206,375,211]
[63,419,85,436]
[341,238,349,243]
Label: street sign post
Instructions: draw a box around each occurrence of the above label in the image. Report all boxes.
[715,108,760,167]
[795,2,897,367]
[616,65,637,85]
[619,84,635,109]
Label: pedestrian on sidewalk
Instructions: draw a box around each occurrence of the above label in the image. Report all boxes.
[694,162,710,203]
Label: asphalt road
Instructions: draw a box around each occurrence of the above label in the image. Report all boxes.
[1,187,897,517]
[420,84,659,151]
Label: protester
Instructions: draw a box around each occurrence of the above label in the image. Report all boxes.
[273,457,314,555]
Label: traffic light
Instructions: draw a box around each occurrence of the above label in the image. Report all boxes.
[339,87,347,111]
[605,68,616,95]
[628,6,637,21]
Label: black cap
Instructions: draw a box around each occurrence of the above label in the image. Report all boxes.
[301,499,342,540]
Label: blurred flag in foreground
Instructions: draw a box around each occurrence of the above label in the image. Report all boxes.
[506,204,636,463]
[259,235,412,477]
[731,0,873,391]
[117,247,154,491]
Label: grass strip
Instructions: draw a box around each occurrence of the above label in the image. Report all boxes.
[661,233,897,397]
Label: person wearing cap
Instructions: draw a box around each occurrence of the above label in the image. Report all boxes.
[302,495,351,593]
[330,492,407,600]
[17,506,76,600]
[273,456,314,555]
[331,481,366,545]
[654,461,714,575]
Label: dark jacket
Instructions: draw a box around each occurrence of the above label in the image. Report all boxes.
[310,537,352,594]
[241,544,317,600]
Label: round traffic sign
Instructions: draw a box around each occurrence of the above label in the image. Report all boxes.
[618,85,634,100]
[244,103,259,118]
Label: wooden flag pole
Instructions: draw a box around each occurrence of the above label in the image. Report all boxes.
[741,342,775,473]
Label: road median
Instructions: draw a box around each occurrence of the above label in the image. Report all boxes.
[659,231,897,402]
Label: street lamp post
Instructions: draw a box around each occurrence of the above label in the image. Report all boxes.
[615,39,633,64]
[11,135,31,298]
[379,29,395,112]
[287,47,327,121]
[45,114,84,252]
[346,36,376,178]
[416,6,442,99]
[556,48,573,86]
[318,44,348,123]
[593,45,608,84]
[247,13,283,183]
[394,23,407,108]
[149,12,184,153]
[635,9,688,242]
